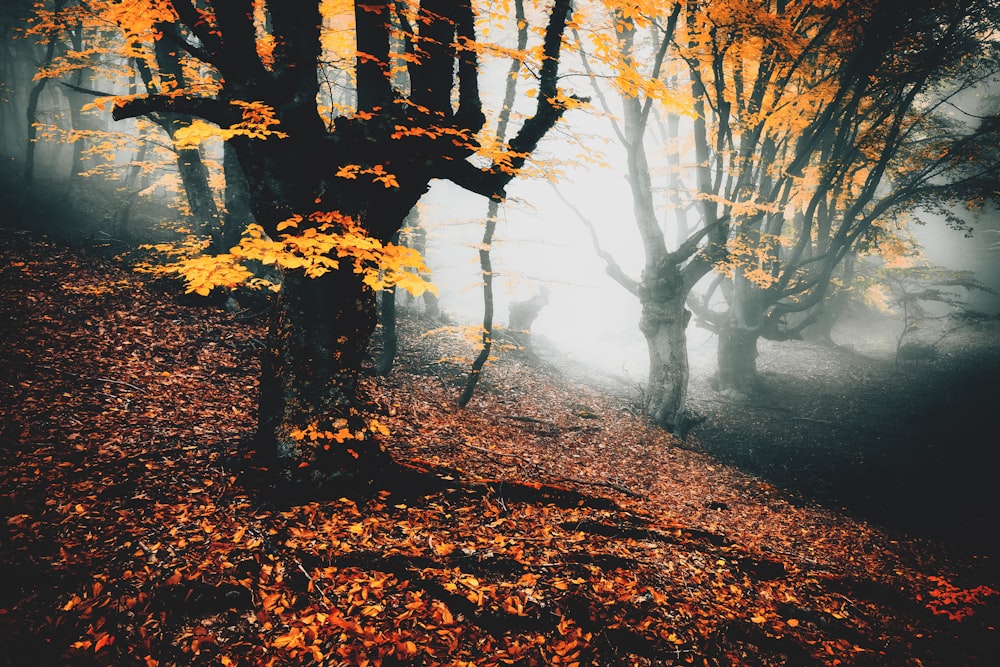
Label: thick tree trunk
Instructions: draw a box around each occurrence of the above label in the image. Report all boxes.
[716,272,763,397]
[716,324,760,397]
[256,267,390,481]
[639,264,692,433]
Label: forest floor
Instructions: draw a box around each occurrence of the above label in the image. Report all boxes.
[684,319,1000,561]
[1,232,998,666]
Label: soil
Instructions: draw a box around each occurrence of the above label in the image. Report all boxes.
[547,315,1000,562]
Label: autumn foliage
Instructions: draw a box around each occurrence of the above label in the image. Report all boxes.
[3,237,997,666]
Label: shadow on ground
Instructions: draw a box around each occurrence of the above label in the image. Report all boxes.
[687,320,1000,563]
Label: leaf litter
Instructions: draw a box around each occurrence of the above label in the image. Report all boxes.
[1,236,997,666]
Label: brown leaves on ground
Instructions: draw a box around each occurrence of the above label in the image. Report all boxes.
[1,236,997,666]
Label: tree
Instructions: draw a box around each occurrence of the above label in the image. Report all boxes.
[563,2,713,433]
[458,0,529,408]
[72,0,580,481]
[574,0,1000,430]
[682,0,1000,396]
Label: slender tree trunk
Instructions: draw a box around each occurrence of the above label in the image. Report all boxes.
[376,233,399,376]
[222,141,251,250]
[175,146,224,252]
[376,287,397,376]
[457,199,498,408]
[21,45,57,189]
[113,135,147,236]
[256,266,390,480]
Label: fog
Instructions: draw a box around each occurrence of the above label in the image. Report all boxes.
[417,171,651,379]
[414,162,1000,385]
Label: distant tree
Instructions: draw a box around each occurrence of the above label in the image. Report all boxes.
[860,259,994,364]
[576,0,1000,433]
[683,0,1000,397]
[58,0,581,482]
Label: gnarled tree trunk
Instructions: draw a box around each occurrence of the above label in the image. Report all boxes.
[256,266,390,480]
[639,262,691,432]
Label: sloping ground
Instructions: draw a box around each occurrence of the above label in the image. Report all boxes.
[685,319,1000,558]
[1,234,997,666]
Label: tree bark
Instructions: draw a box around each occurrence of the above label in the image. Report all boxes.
[639,261,691,432]
[256,266,390,480]
[716,324,759,397]
[222,141,251,251]
[175,146,224,252]
[716,268,764,396]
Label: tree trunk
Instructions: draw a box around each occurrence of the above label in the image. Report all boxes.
[399,214,440,318]
[21,45,56,189]
[222,141,251,251]
[256,266,390,481]
[716,272,763,397]
[717,324,759,397]
[176,146,224,253]
[639,263,692,433]
[376,234,399,376]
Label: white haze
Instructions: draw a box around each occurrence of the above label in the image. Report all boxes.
[418,156,718,382]
[416,146,1000,385]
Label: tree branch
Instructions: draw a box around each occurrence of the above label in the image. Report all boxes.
[170,0,224,63]
[550,183,640,296]
[112,94,237,127]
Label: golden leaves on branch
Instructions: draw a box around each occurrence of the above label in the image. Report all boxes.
[139,211,437,298]
[172,101,289,149]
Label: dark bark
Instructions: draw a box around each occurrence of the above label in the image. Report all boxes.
[355,1,392,111]
[256,267,391,478]
[110,0,578,479]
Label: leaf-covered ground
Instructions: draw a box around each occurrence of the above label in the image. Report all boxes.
[1,234,997,666]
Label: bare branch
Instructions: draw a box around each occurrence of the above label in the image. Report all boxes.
[550,183,640,296]
[112,94,236,127]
